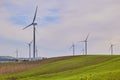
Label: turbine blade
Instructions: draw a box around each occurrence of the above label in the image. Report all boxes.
[33,6,38,23]
[23,23,33,30]
[85,33,90,41]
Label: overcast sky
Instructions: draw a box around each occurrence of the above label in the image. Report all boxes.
[0,0,120,58]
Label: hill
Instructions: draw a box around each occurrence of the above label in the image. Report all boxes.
[0,55,120,80]
[0,56,17,62]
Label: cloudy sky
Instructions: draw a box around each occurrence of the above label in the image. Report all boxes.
[0,0,120,58]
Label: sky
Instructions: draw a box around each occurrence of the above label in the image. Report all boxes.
[0,0,120,58]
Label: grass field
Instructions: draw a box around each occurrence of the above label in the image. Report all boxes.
[0,55,120,80]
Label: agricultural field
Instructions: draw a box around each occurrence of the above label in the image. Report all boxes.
[0,55,120,80]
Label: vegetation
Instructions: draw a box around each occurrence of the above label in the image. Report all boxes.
[0,55,120,80]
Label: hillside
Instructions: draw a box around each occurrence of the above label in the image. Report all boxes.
[0,56,17,62]
[0,55,120,80]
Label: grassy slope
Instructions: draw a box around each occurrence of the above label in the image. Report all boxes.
[0,55,120,80]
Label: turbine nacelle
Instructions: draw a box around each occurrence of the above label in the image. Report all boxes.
[33,23,37,26]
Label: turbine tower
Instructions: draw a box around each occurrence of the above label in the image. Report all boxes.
[81,48,84,55]
[110,44,114,55]
[16,49,18,59]
[70,43,75,56]
[27,41,32,60]
[35,46,38,58]
[23,6,38,59]
[79,34,90,55]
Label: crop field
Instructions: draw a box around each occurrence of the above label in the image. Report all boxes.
[0,55,120,80]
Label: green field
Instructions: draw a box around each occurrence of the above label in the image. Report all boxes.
[0,55,120,80]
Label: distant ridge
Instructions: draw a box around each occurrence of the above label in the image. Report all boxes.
[0,56,17,62]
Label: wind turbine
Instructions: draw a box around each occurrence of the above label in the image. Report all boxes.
[27,41,32,60]
[70,43,75,56]
[23,6,38,59]
[81,48,84,55]
[79,34,90,55]
[16,49,18,59]
[110,44,114,55]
